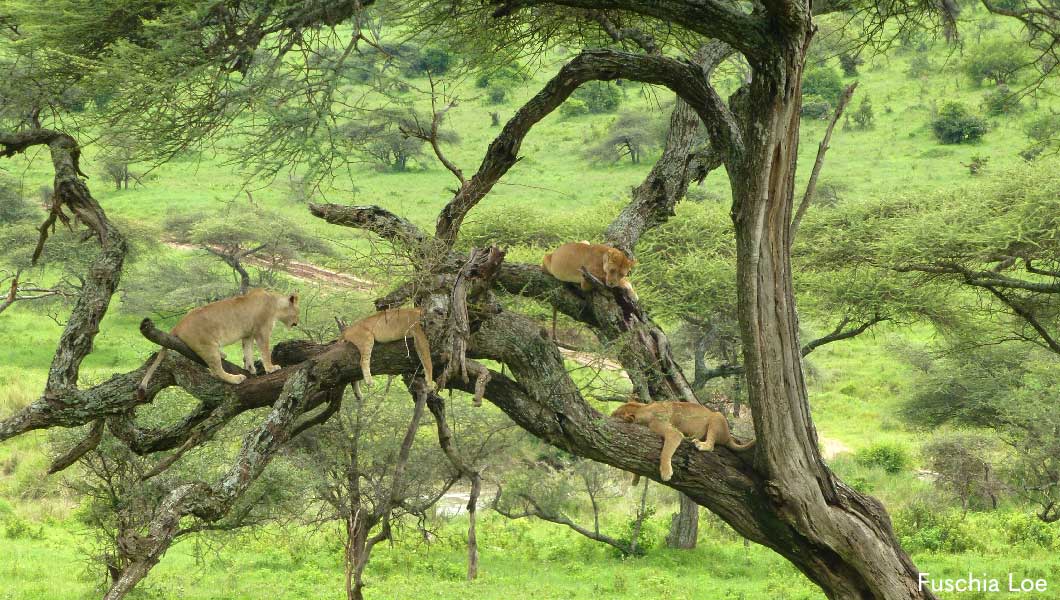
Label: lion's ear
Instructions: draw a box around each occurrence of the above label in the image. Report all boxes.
[622,413,636,422]
[289,293,299,304]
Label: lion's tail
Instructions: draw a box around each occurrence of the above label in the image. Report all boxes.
[138,349,167,398]
[726,437,756,451]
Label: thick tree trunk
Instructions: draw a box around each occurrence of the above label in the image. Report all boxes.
[725,28,933,599]
[666,493,699,549]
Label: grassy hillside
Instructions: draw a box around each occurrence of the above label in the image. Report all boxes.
[2,8,1059,599]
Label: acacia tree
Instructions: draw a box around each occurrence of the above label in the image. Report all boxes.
[2,1,1024,599]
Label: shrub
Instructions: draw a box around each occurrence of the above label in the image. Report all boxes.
[475,62,525,88]
[487,85,508,104]
[802,65,843,103]
[571,81,622,114]
[893,500,981,553]
[1024,112,1060,144]
[854,442,910,474]
[1005,512,1058,549]
[964,40,1028,86]
[906,54,934,79]
[559,98,590,117]
[406,47,452,76]
[800,94,833,119]
[931,102,987,144]
[839,52,863,77]
[0,179,36,224]
[982,84,1021,116]
[850,96,875,129]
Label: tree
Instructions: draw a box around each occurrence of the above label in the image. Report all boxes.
[1,1,1000,598]
[963,39,1029,86]
[585,110,666,163]
[290,379,453,600]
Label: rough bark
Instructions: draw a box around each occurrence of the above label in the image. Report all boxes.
[666,493,699,549]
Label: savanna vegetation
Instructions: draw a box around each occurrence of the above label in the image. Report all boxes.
[1,0,1059,599]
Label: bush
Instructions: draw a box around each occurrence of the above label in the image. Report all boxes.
[964,41,1028,86]
[559,98,590,117]
[839,52,863,77]
[800,94,833,119]
[571,81,622,114]
[931,102,987,144]
[487,84,508,104]
[1024,112,1060,144]
[982,84,1021,116]
[406,47,452,76]
[475,62,525,88]
[802,65,843,103]
[1005,512,1058,549]
[854,442,910,474]
[850,96,875,129]
[893,500,981,553]
[0,179,36,224]
[906,54,934,79]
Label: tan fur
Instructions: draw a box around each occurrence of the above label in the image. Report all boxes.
[139,289,299,391]
[541,242,637,300]
[612,401,755,482]
[342,307,435,391]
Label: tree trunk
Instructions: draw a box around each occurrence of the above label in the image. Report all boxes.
[666,493,699,549]
[725,29,933,599]
[344,512,367,600]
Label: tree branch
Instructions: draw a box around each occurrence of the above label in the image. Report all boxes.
[790,82,857,244]
[435,48,741,247]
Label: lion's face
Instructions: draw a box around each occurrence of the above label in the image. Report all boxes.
[611,402,641,423]
[278,293,300,327]
[603,249,635,287]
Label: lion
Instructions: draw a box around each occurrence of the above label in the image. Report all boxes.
[342,307,436,391]
[542,241,637,300]
[611,401,755,483]
[139,288,299,392]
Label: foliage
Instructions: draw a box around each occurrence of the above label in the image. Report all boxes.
[982,84,1021,116]
[963,40,1029,86]
[406,47,453,76]
[571,82,622,114]
[341,108,458,171]
[850,96,875,129]
[839,52,863,77]
[893,499,982,553]
[922,432,1004,510]
[854,443,910,474]
[585,111,666,163]
[800,94,833,120]
[931,102,988,144]
[1024,112,1060,144]
[802,65,844,104]
[0,178,37,224]
[559,98,590,117]
[475,62,526,89]
[906,54,935,79]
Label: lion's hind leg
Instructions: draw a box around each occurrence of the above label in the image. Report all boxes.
[197,342,246,385]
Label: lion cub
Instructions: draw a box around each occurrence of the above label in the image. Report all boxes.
[612,401,755,482]
[542,241,637,300]
[139,289,299,391]
[342,307,435,390]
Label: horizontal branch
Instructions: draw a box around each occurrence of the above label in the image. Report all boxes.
[308,203,428,248]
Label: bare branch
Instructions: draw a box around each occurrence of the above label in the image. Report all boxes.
[790,82,858,244]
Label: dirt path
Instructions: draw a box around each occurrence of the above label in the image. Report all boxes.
[165,241,376,291]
